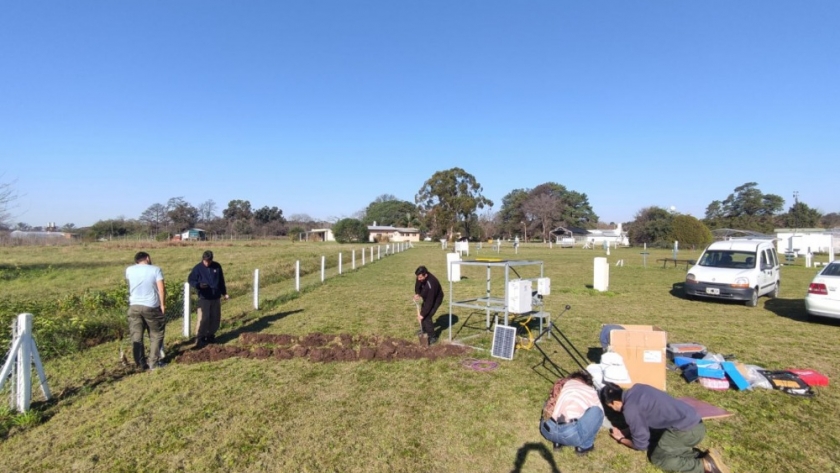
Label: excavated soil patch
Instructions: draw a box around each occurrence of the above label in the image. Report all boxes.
[176,333,470,364]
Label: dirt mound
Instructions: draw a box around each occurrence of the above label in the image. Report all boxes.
[175,333,470,365]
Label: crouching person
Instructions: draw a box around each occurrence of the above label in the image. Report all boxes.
[540,370,604,455]
[601,382,729,473]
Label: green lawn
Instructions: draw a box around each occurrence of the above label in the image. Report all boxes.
[1,241,838,472]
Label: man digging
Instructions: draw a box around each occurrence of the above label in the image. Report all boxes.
[413,265,444,346]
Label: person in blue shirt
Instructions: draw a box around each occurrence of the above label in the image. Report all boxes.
[601,382,729,473]
[125,251,166,369]
[188,250,229,348]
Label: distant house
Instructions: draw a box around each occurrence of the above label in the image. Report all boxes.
[367,222,420,243]
[550,224,629,247]
[306,228,335,242]
[177,228,206,241]
[775,228,838,255]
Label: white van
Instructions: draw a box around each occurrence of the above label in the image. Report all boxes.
[684,239,780,307]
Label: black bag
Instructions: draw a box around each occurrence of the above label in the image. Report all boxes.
[757,370,815,397]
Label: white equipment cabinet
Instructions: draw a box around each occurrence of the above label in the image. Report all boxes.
[507,279,532,314]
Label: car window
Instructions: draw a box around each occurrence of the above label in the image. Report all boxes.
[699,250,755,268]
[821,262,840,277]
[769,249,778,267]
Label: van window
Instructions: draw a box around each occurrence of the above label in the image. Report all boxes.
[760,251,768,268]
[769,248,778,267]
[699,250,756,269]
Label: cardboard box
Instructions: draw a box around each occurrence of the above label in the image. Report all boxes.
[606,324,668,391]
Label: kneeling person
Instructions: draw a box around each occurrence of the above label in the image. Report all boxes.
[540,370,604,455]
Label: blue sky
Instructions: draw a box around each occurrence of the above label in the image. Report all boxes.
[1,1,838,228]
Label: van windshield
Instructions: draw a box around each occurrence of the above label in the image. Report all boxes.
[698,250,756,269]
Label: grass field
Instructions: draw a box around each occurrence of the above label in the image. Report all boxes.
[1,241,838,472]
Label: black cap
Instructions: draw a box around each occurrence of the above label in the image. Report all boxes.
[415,265,428,276]
[202,250,214,261]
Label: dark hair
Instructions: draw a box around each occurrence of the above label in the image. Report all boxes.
[202,250,214,261]
[600,382,624,404]
[415,265,428,276]
[134,252,150,264]
[567,370,595,387]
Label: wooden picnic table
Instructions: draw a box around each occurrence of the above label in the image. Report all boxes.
[657,258,696,269]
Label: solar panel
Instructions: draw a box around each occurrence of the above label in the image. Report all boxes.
[491,325,517,360]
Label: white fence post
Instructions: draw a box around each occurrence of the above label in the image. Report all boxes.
[362,248,366,265]
[295,260,300,291]
[253,269,260,310]
[594,257,610,292]
[321,256,325,282]
[0,313,51,412]
[378,245,381,260]
[352,250,356,270]
[339,252,343,275]
[370,247,374,262]
[183,282,191,337]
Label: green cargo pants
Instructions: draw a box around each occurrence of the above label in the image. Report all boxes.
[650,421,706,473]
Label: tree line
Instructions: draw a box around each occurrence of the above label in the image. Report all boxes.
[2,173,838,246]
[625,182,840,248]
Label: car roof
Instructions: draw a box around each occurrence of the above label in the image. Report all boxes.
[706,239,773,252]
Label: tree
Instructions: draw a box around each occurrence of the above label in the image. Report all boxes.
[288,225,306,241]
[416,168,492,241]
[363,199,419,227]
[223,199,253,221]
[140,203,168,234]
[332,218,369,243]
[778,201,822,229]
[198,200,217,223]
[60,223,76,232]
[497,188,530,239]
[478,209,498,240]
[87,218,143,239]
[703,182,784,233]
[167,200,199,232]
[821,212,840,228]
[1,177,19,229]
[522,193,561,242]
[497,183,598,241]
[625,206,674,247]
[671,214,713,250]
[253,206,285,225]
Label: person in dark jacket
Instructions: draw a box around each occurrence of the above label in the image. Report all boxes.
[601,382,729,473]
[413,265,444,345]
[188,250,228,348]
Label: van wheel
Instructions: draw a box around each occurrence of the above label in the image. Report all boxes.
[769,282,780,299]
[745,289,758,307]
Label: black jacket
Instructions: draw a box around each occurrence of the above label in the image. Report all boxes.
[188,261,227,300]
[417,272,444,317]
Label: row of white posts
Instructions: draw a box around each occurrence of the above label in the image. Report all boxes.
[4,243,413,411]
[182,242,412,337]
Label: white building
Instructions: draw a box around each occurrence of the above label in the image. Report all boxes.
[306,228,335,242]
[367,222,420,243]
[775,228,837,255]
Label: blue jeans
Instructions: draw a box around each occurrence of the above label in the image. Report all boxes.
[540,406,604,449]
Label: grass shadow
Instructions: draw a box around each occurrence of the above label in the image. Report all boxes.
[434,314,459,331]
[765,298,840,326]
[509,442,561,473]
[586,347,602,363]
[165,309,304,356]
[215,309,304,344]
[670,282,689,299]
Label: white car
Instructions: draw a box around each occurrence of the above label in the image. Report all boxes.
[805,262,840,320]
[685,238,780,307]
